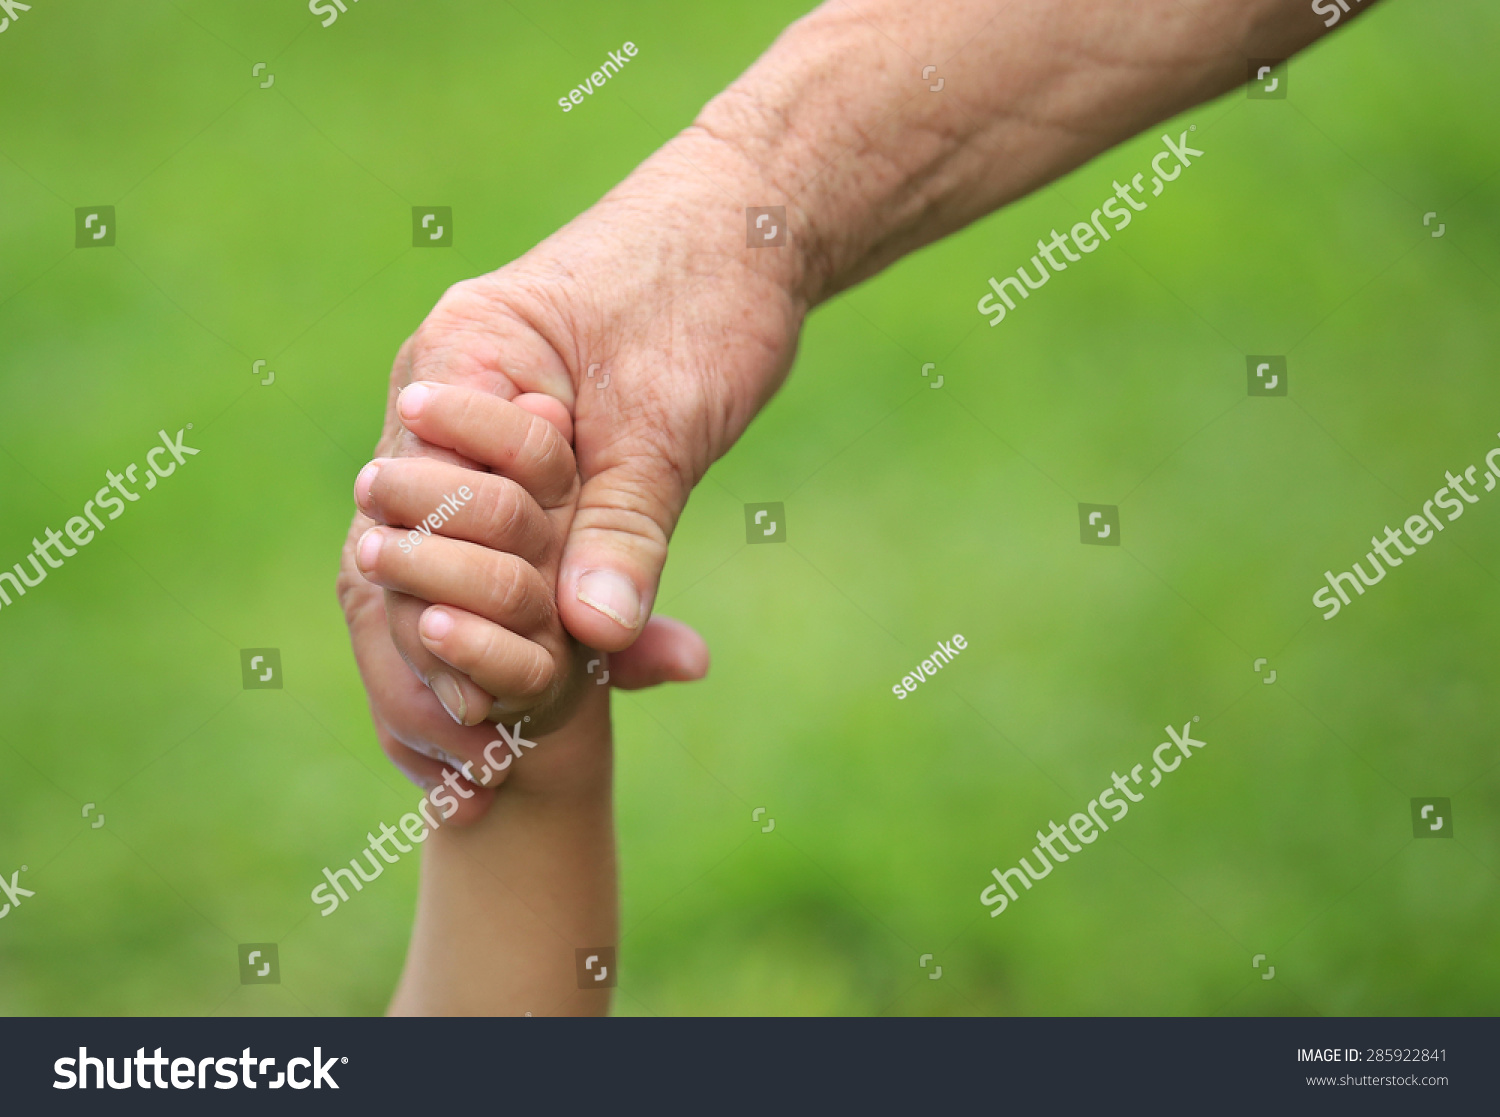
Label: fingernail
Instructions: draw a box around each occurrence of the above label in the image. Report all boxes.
[420,608,455,642]
[398,382,434,421]
[354,461,380,508]
[356,528,383,571]
[576,569,643,630]
[430,673,466,726]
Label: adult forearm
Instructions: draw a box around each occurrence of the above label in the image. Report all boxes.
[697,0,1360,305]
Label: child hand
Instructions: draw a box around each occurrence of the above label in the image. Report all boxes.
[354,381,591,738]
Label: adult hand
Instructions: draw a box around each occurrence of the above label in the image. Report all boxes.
[343,0,1356,814]
[337,128,804,811]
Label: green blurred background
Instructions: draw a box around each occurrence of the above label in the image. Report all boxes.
[1,0,1496,1016]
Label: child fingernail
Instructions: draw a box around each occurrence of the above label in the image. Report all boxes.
[420,608,455,641]
[356,528,383,571]
[354,461,380,507]
[576,569,643,629]
[398,382,434,421]
[431,673,466,725]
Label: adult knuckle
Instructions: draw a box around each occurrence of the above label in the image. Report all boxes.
[438,277,484,311]
[575,498,671,553]
[407,320,444,363]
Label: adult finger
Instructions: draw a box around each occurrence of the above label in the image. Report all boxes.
[557,455,687,653]
[608,615,711,689]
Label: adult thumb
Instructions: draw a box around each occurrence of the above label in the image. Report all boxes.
[558,456,688,653]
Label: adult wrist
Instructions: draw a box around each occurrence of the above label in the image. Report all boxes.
[682,7,984,310]
[634,124,819,320]
[679,95,829,313]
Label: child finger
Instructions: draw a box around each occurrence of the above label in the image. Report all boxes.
[416,605,557,704]
[351,588,515,774]
[356,456,554,566]
[358,527,557,634]
[512,391,574,443]
[375,670,518,797]
[395,381,577,509]
[385,589,497,726]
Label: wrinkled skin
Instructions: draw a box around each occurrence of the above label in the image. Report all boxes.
[337,128,805,819]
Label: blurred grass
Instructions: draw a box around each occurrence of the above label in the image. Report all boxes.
[1,0,1497,1016]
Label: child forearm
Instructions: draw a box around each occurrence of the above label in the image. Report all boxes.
[388,687,616,1017]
